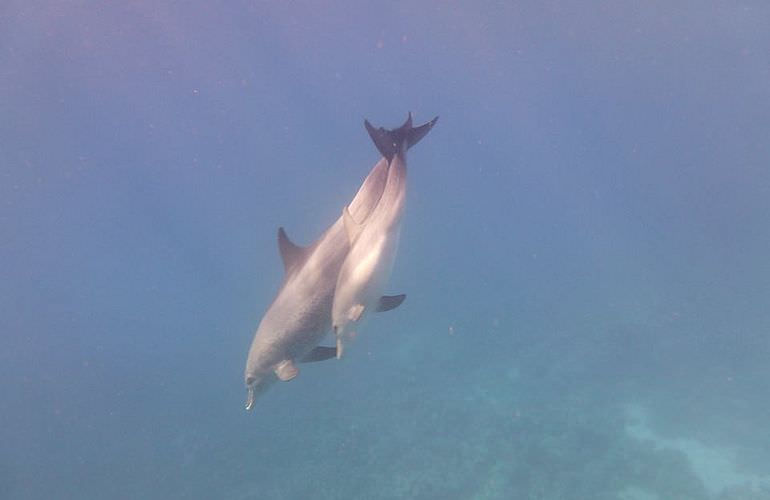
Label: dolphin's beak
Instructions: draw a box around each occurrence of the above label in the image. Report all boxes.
[336,336,344,359]
[334,325,344,359]
[245,386,255,411]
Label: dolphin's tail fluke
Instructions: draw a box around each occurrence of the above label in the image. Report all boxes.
[364,113,438,161]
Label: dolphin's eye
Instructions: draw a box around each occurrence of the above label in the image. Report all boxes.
[246,376,256,385]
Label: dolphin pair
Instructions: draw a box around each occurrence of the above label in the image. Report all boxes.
[244,114,438,410]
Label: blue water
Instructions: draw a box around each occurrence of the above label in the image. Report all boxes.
[2,2,770,499]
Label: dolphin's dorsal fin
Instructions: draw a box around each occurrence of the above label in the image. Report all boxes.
[364,113,439,162]
[275,360,298,381]
[376,294,406,312]
[300,346,337,363]
[277,227,307,273]
[342,206,364,244]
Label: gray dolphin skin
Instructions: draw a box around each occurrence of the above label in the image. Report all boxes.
[243,156,388,409]
[332,114,438,357]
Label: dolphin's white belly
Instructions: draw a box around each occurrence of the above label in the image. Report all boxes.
[331,152,408,356]
[334,226,401,327]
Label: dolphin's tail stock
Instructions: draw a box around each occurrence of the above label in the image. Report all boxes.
[364,113,438,162]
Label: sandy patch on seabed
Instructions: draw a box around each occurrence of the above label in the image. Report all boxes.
[623,404,770,499]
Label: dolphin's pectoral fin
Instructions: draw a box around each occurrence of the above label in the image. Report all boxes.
[300,346,337,363]
[342,206,364,244]
[277,227,308,273]
[274,360,299,381]
[376,294,406,312]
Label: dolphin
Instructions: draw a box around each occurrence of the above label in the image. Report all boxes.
[243,120,428,410]
[332,114,438,357]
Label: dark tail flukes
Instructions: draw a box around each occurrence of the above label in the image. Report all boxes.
[364,113,438,161]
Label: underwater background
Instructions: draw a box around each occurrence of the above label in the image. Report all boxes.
[2,1,769,499]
